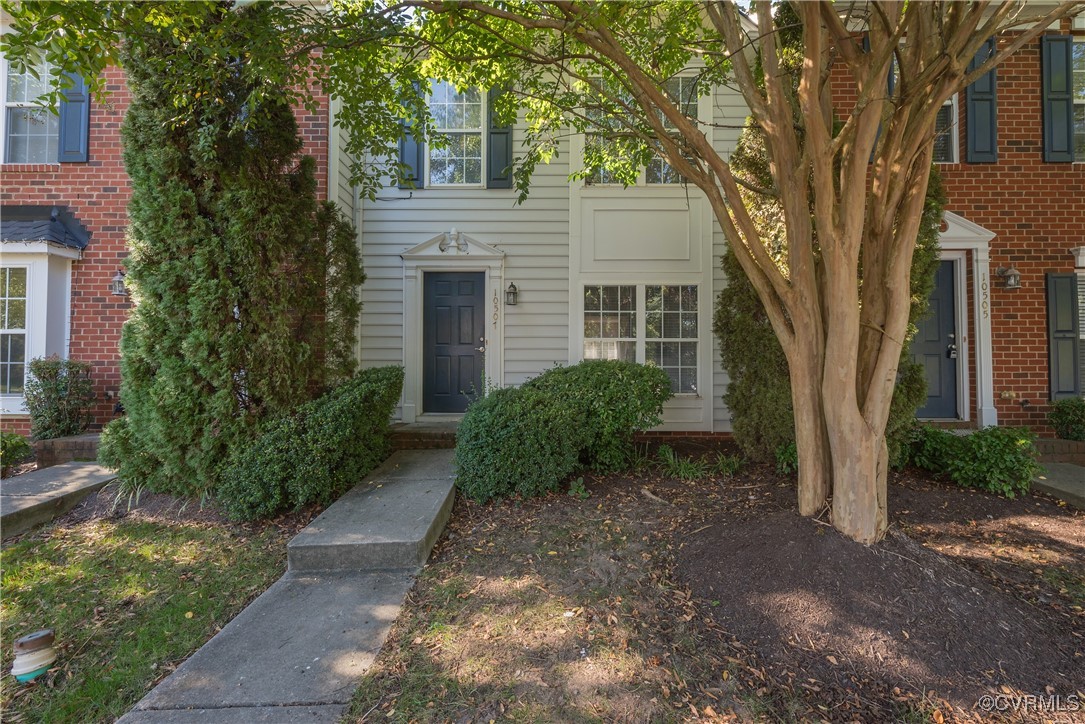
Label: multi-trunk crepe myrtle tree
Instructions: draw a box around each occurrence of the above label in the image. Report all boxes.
[9,1,1081,539]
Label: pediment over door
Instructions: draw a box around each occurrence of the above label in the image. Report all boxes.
[939,211,995,247]
[401,229,505,261]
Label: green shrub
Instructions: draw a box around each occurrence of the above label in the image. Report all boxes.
[454,385,583,503]
[1,432,32,477]
[24,357,95,440]
[1048,397,1085,441]
[908,425,1039,498]
[523,360,672,472]
[907,424,960,471]
[216,366,403,521]
[775,442,798,475]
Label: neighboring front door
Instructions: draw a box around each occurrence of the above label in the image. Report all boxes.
[423,272,486,413]
[912,260,959,418]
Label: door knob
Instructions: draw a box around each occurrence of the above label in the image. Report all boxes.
[475,345,486,353]
[947,343,958,359]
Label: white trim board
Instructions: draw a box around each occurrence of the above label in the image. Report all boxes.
[400,230,505,423]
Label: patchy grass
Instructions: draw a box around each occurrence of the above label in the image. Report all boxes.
[1,517,291,723]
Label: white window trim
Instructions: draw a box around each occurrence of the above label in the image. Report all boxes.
[0,264,29,403]
[935,92,960,164]
[0,247,75,415]
[424,82,487,189]
[0,53,60,166]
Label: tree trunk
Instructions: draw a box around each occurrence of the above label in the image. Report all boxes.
[788,338,831,516]
[825,409,889,544]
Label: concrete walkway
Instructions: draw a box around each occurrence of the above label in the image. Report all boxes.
[120,449,456,723]
[1033,463,1085,509]
[1,462,116,538]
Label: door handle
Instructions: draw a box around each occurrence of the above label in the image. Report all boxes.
[475,345,486,353]
[947,344,958,359]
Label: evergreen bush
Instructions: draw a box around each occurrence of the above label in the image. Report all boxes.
[454,385,583,503]
[99,5,364,499]
[217,366,404,521]
[1048,397,1085,441]
[908,425,1040,498]
[24,357,96,440]
[523,360,672,472]
[455,360,672,502]
[1,432,32,477]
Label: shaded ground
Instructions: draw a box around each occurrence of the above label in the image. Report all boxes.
[348,445,1084,723]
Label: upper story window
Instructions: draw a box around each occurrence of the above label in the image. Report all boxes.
[2,54,59,164]
[932,95,958,164]
[427,80,484,186]
[1073,40,1084,159]
[586,75,701,186]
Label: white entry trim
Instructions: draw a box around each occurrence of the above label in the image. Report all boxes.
[401,230,505,423]
[939,211,997,427]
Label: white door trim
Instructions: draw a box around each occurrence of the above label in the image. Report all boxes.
[938,211,997,427]
[401,230,505,423]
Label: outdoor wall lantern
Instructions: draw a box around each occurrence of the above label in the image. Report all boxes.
[505,282,519,306]
[110,270,129,296]
[996,265,1022,290]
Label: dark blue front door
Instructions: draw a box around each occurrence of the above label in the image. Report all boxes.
[912,260,958,418]
[423,272,485,413]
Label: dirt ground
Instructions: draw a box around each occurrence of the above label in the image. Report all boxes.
[350,441,1084,723]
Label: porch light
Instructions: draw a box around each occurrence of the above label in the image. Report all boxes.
[110,270,129,296]
[996,265,1021,290]
[505,282,518,306]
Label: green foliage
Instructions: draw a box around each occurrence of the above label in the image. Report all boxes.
[775,442,798,476]
[454,385,582,503]
[1048,397,1085,441]
[456,361,670,502]
[715,138,947,465]
[657,444,708,481]
[908,425,1040,498]
[712,453,744,477]
[97,5,364,499]
[217,366,404,521]
[523,360,672,472]
[1,432,32,477]
[23,356,95,440]
[568,476,590,500]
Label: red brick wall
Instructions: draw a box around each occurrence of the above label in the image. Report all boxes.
[1,66,330,437]
[939,28,1085,431]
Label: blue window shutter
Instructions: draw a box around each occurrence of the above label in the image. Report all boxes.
[57,73,89,163]
[966,38,998,163]
[486,88,513,189]
[1041,35,1074,163]
[397,122,424,189]
[1047,273,1081,400]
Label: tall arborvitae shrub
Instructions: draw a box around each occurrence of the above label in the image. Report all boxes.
[714,130,945,466]
[99,6,364,498]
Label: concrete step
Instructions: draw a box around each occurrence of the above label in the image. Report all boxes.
[120,570,415,723]
[1,462,116,538]
[1034,463,1085,509]
[287,450,455,572]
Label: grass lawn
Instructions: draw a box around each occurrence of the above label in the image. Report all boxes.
[345,441,1083,723]
[1,492,298,723]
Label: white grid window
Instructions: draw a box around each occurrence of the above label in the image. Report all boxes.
[0,268,28,395]
[427,80,483,186]
[1073,41,1084,160]
[646,285,698,393]
[3,55,59,164]
[582,284,699,395]
[583,285,636,363]
[586,75,699,186]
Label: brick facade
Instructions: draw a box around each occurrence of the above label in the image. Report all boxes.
[1,65,330,436]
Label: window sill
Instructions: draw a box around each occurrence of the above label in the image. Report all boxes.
[1,162,63,172]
